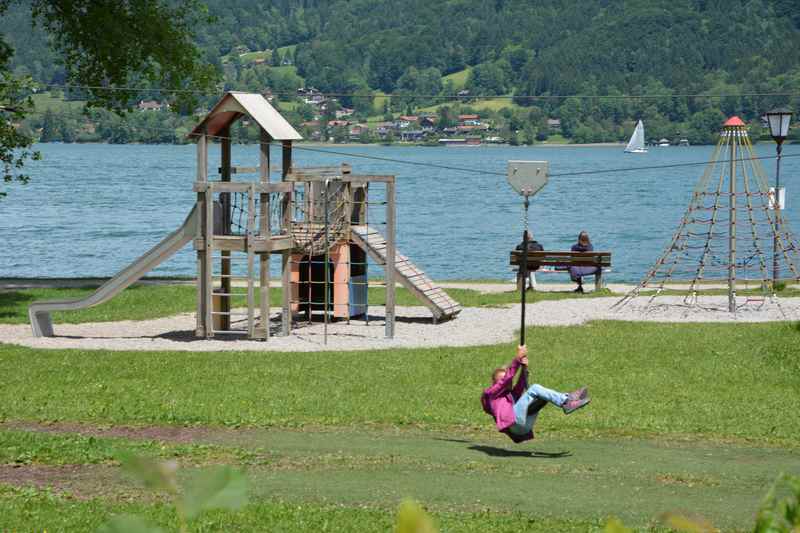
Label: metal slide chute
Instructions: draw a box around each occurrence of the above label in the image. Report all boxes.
[28,206,200,337]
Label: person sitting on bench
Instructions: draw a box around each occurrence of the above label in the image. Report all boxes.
[515,230,544,291]
[569,231,598,293]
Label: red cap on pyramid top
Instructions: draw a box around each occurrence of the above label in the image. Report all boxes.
[723,116,746,127]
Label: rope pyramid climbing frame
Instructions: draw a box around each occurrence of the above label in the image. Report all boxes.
[615,117,800,314]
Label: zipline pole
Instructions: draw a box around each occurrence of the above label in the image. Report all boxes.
[519,194,530,346]
[507,160,548,348]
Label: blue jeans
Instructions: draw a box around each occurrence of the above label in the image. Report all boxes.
[508,384,568,435]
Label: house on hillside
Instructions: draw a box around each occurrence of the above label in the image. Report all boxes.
[138,100,168,112]
[400,130,425,142]
[458,114,480,126]
[349,124,369,140]
[419,115,437,131]
[547,118,561,131]
[375,121,396,139]
[336,107,354,119]
[396,115,418,129]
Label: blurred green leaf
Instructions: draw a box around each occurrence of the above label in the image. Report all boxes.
[603,517,633,533]
[97,514,164,533]
[755,473,800,532]
[396,499,437,533]
[118,453,178,494]
[660,512,716,532]
[182,465,248,520]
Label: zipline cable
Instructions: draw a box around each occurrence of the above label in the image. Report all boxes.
[15,107,800,181]
[5,81,800,101]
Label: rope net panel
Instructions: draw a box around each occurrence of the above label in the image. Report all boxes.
[287,173,390,332]
[616,119,800,313]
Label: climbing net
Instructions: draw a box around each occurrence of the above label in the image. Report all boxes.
[615,124,800,314]
[226,191,286,237]
[288,172,393,341]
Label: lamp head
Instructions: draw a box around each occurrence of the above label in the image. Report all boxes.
[765,108,793,142]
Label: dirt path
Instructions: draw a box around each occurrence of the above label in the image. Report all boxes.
[2,421,798,527]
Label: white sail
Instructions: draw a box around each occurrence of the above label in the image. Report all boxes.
[625,120,647,153]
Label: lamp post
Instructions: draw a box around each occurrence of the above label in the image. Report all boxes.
[765,108,793,288]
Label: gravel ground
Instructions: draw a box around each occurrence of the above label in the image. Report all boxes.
[2,296,797,353]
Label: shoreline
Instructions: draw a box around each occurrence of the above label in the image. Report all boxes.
[32,140,725,148]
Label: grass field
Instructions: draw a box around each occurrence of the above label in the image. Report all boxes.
[238,50,271,63]
[419,96,522,115]
[1,283,799,530]
[442,68,471,91]
[0,284,614,325]
[31,92,85,113]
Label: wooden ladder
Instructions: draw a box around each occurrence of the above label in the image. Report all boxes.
[351,225,461,321]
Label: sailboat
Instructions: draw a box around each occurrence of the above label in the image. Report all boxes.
[624,120,647,153]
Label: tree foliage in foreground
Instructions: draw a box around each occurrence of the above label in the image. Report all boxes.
[0,0,217,197]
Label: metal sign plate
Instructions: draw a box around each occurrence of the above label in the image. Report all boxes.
[507,160,548,196]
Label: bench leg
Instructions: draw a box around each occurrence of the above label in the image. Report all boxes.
[595,271,603,292]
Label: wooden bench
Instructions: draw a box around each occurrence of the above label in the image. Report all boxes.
[509,250,612,291]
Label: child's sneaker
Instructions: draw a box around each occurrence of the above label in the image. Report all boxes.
[567,387,588,402]
[562,397,591,415]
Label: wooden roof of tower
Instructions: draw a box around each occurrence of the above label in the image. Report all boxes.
[189,92,302,140]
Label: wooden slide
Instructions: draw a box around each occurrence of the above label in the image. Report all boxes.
[351,225,461,321]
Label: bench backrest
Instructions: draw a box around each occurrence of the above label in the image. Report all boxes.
[510,250,612,268]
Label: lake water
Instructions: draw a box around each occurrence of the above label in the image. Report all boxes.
[2,142,799,282]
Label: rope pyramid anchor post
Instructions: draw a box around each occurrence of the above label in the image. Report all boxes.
[616,116,800,314]
[506,161,549,345]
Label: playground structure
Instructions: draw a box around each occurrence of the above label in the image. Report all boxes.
[615,116,800,313]
[29,92,461,339]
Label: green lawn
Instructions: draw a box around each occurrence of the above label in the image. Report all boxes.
[31,92,85,112]
[276,44,297,57]
[0,284,613,325]
[238,50,271,63]
[269,65,299,78]
[442,67,471,90]
[1,320,798,443]
[419,96,522,115]
[372,90,390,114]
[2,283,799,530]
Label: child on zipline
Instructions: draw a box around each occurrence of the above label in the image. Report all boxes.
[481,345,590,443]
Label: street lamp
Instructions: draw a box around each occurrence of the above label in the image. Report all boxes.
[765,107,793,288]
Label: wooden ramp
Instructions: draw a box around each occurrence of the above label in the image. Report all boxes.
[351,225,461,321]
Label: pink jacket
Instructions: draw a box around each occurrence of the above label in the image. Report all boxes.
[480,357,533,443]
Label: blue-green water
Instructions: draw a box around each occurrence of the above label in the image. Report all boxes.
[2,142,799,282]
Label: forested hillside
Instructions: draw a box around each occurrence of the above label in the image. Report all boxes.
[3,0,799,144]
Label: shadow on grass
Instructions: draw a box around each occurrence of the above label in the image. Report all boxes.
[0,291,35,319]
[468,445,572,458]
[435,438,571,459]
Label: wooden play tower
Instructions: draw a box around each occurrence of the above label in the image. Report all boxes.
[29,91,460,339]
[191,92,460,340]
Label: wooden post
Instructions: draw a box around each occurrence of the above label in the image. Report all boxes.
[385,178,396,339]
[195,129,208,337]
[247,183,256,338]
[220,126,232,331]
[259,129,271,339]
[204,183,215,337]
[728,128,737,313]
[281,140,293,336]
